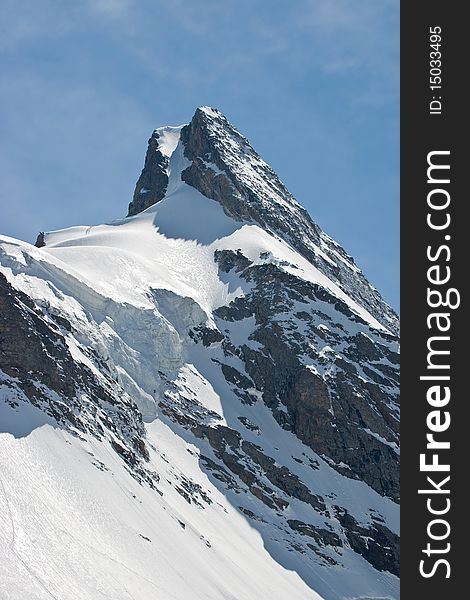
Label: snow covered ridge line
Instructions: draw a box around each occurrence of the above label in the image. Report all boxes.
[40,106,394,335]
[124,106,399,334]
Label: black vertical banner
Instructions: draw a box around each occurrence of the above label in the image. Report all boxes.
[401,3,466,599]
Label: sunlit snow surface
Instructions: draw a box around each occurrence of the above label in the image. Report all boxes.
[0,128,398,600]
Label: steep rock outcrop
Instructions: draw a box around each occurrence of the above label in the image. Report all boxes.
[128,130,170,216]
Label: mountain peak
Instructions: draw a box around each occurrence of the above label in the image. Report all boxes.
[127,108,398,333]
[195,105,224,118]
[127,106,231,217]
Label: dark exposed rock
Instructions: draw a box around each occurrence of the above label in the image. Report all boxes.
[193,423,334,514]
[221,364,253,390]
[214,249,252,273]
[372,362,400,385]
[335,507,400,576]
[0,272,150,477]
[361,365,393,387]
[238,507,266,522]
[174,474,212,507]
[196,423,241,452]
[127,130,170,216]
[378,343,400,365]
[237,416,260,433]
[48,311,73,332]
[345,332,382,362]
[35,232,46,248]
[189,325,224,346]
[200,455,239,489]
[233,389,258,406]
[250,486,287,510]
[287,519,342,548]
[111,440,138,467]
[212,259,400,501]
[159,402,198,430]
[241,441,327,513]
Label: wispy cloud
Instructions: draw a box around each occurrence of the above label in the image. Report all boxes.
[90,0,134,19]
[0,0,75,51]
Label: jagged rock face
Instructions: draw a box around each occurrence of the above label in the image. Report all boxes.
[335,507,400,576]
[0,272,153,483]
[127,130,170,216]
[179,107,398,334]
[212,250,399,501]
[35,231,46,248]
[180,108,319,233]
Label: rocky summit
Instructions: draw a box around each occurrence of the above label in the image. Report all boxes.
[0,107,399,600]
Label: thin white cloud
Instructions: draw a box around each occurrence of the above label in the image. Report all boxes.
[91,0,134,19]
[0,0,75,51]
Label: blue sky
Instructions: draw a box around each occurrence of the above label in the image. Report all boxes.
[0,0,399,309]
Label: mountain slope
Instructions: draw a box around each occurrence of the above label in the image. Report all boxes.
[0,107,399,600]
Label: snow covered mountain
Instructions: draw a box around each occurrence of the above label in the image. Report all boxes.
[0,107,399,600]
